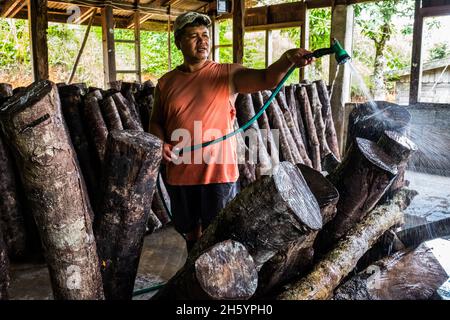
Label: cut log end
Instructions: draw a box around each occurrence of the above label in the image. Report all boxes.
[0,80,53,115]
[377,130,417,162]
[274,162,322,231]
[109,130,162,154]
[356,138,398,175]
[195,240,258,300]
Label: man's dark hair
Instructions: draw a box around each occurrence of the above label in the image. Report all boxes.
[174,18,209,42]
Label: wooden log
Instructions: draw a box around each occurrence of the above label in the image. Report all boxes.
[285,85,304,143]
[251,92,280,166]
[0,83,13,104]
[94,130,162,300]
[135,82,155,132]
[314,80,341,160]
[0,135,27,259]
[304,84,332,163]
[191,161,322,269]
[151,179,171,226]
[147,209,162,234]
[275,90,312,167]
[291,84,309,150]
[0,230,9,300]
[155,240,258,300]
[58,84,100,210]
[261,90,301,164]
[277,188,418,300]
[316,138,401,253]
[111,92,143,131]
[0,80,103,300]
[236,93,272,177]
[101,96,123,131]
[83,96,109,163]
[334,239,449,300]
[296,86,321,171]
[255,164,339,297]
[120,82,142,122]
[86,89,103,101]
[234,121,256,188]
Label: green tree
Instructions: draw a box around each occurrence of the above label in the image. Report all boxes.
[428,42,450,61]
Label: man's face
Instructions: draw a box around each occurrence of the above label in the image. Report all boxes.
[177,25,210,61]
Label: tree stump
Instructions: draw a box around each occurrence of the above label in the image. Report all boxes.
[0,80,104,300]
[155,240,258,300]
[316,137,401,253]
[94,130,162,300]
[83,96,108,163]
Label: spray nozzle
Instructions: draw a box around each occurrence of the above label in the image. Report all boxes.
[304,38,351,65]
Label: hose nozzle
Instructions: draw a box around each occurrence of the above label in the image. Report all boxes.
[304,38,351,65]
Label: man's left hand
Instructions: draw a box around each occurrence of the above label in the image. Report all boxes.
[285,48,315,67]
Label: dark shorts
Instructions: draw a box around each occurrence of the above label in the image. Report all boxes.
[166,182,239,234]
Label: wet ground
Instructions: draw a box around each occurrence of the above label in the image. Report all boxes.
[7,170,450,300]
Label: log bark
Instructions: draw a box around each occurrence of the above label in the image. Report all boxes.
[120,82,142,124]
[296,86,321,171]
[147,209,162,234]
[255,164,339,297]
[334,240,449,300]
[291,84,309,150]
[262,91,302,164]
[111,92,143,131]
[151,177,171,226]
[314,80,341,160]
[86,89,104,101]
[83,96,109,163]
[0,231,9,300]
[276,91,312,167]
[135,82,155,132]
[251,92,280,166]
[0,80,103,300]
[236,93,273,176]
[94,130,162,300]
[101,96,123,131]
[155,240,258,300]
[234,121,256,188]
[277,188,417,300]
[0,83,13,104]
[58,84,100,209]
[316,138,401,253]
[0,135,27,259]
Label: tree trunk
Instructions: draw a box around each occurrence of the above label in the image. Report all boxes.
[334,240,449,300]
[372,36,388,100]
[251,92,280,166]
[236,93,273,177]
[94,130,162,300]
[101,96,123,131]
[316,138,401,253]
[277,188,417,300]
[314,80,340,161]
[0,231,9,300]
[255,164,339,297]
[111,92,143,131]
[58,84,100,211]
[276,91,312,167]
[296,86,321,171]
[83,96,109,163]
[155,240,258,300]
[0,80,104,300]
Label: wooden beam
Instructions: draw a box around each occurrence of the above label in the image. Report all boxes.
[233,0,244,64]
[72,7,96,25]
[167,16,172,71]
[265,29,272,68]
[211,16,220,62]
[134,11,142,83]
[28,0,49,81]
[300,8,309,81]
[420,4,450,16]
[1,0,26,18]
[409,0,423,105]
[101,5,116,87]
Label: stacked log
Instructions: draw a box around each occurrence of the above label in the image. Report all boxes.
[94,130,162,300]
[0,230,9,300]
[0,80,104,299]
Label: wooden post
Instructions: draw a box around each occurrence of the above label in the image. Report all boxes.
[329,4,353,154]
[167,14,172,71]
[265,29,272,68]
[212,17,220,62]
[28,0,48,81]
[233,0,244,64]
[101,5,116,88]
[300,7,309,81]
[134,11,142,83]
[409,0,423,105]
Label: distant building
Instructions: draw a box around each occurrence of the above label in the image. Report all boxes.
[394,57,450,105]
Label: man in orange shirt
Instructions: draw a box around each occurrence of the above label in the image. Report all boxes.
[150,12,313,251]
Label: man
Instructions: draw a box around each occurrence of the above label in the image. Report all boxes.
[149,12,313,251]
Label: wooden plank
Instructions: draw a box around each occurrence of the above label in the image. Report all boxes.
[265,29,272,68]
[409,0,423,105]
[420,4,450,16]
[134,11,142,83]
[300,7,309,81]
[72,6,96,24]
[1,0,26,18]
[28,0,49,81]
[233,0,244,64]
[101,5,116,87]
[245,21,303,32]
[211,16,220,62]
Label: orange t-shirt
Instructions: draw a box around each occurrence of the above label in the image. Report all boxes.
[156,60,239,185]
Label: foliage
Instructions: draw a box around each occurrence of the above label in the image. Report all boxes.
[428,42,450,61]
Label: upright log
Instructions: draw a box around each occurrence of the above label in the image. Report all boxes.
[316,138,400,253]
[83,96,109,163]
[58,85,100,209]
[0,231,9,300]
[278,188,417,300]
[156,240,258,300]
[0,83,13,103]
[101,96,124,131]
[291,84,308,148]
[94,130,162,300]
[111,92,143,131]
[135,81,155,132]
[296,86,321,171]
[0,80,103,300]
[314,80,340,160]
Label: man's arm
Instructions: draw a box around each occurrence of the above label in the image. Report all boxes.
[230,48,313,94]
[149,85,178,162]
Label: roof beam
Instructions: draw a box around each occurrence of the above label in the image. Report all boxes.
[1,0,26,18]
